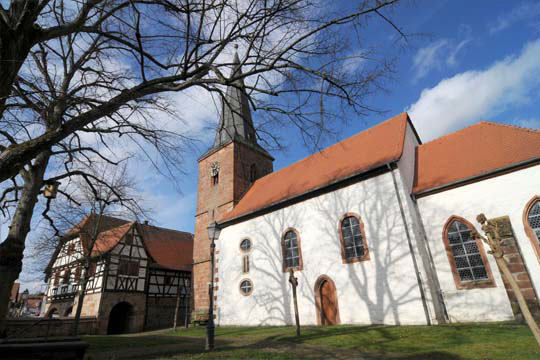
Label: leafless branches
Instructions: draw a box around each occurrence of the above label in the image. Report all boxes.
[0,0,408,331]
[1,0,406,183]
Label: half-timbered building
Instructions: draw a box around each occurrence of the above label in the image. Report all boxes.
[43,214,193,334]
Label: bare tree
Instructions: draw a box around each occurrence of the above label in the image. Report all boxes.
[0,0,408,332]
[0,23,183,331]
[36,164,147,335]
[0,0,406,183]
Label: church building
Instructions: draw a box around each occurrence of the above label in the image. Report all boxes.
[193,53,540,326]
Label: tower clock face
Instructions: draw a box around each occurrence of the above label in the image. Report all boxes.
[210,161,220,177]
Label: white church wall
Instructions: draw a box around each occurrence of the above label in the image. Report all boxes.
[416,164,540,322]
[216,170,429,326]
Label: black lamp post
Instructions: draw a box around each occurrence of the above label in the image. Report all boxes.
[205,221,221,351]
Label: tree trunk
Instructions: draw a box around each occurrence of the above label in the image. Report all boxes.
[0,150,50,336]
[71,261,90,336]
[495,257,540,346]
[173,288,181,331]
[0,1,40,123]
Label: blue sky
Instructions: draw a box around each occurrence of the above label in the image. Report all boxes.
[8,0,540,291]
[152,0,540,232]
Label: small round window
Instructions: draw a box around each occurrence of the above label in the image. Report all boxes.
[240,238,251,252]
[239,279,253,296]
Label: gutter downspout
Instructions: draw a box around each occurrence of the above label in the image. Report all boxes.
[409,193,449,323]
[388,163,432,325]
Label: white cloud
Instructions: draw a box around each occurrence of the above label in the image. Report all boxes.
[407,39,540,141]
[489,2,540,34]
[412,35,471,81]
[342,50,367,75]
[446,38,471,66]
[412,39,449,80]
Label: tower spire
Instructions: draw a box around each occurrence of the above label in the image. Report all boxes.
[213,46,258,148]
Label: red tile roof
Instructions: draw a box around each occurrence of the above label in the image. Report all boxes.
[90,222,133,256]
[64,214,193,270]
[413,122,540,194]
[69,213,129,240]
[220,113,410,222]
[138,224,193,271]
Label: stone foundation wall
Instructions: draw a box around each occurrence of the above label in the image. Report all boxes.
[97,292,146,334]
[43,299,74,318]
[80,292,102,317]
[4,317,98,338]
[145,297,190,331]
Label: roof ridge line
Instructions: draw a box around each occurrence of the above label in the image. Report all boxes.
[139,223,194,236]
[478,121,540,134]
[250,112,408,186]
[420,120,540,148]
[419,122,487,147]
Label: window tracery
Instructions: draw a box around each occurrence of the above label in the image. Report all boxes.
[339,214,369,263]
[282,229,303,271]
[443,216,495,289]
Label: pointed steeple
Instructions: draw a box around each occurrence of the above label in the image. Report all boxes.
[213,47,258,148]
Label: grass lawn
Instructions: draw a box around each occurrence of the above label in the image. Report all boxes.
[83,323,540,359]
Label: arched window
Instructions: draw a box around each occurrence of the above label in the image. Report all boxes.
[239,239,251,273]
[47,308,59,319]
[524,196,540,262]
[443,217,494,290]
[339,214,369,263]
[282,229,303,271]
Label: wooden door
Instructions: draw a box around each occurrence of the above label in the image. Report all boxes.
[320,280,338,325]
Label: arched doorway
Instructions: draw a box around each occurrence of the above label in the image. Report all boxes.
[314,275,340,325]
[47,308,59,319]
[107,302,134,334]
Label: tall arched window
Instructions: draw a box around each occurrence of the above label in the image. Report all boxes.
[443,216,494,290]
[282,229,303,271]
[523,196,540,262]
[339,214,369,263]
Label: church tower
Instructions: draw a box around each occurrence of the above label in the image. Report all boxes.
[192,51,274,316]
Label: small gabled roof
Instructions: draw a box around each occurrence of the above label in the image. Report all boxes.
[138,224,193,271]
[220,113,411,223]
[89,222,133,256]
[413,122,540,194]
[67,213,130,240]
[47,214,193,273]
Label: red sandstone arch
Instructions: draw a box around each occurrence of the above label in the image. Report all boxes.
[107,301,134,334]
[523,195,540,263]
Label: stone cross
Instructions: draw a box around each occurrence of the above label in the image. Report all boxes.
[288,268,300,336]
